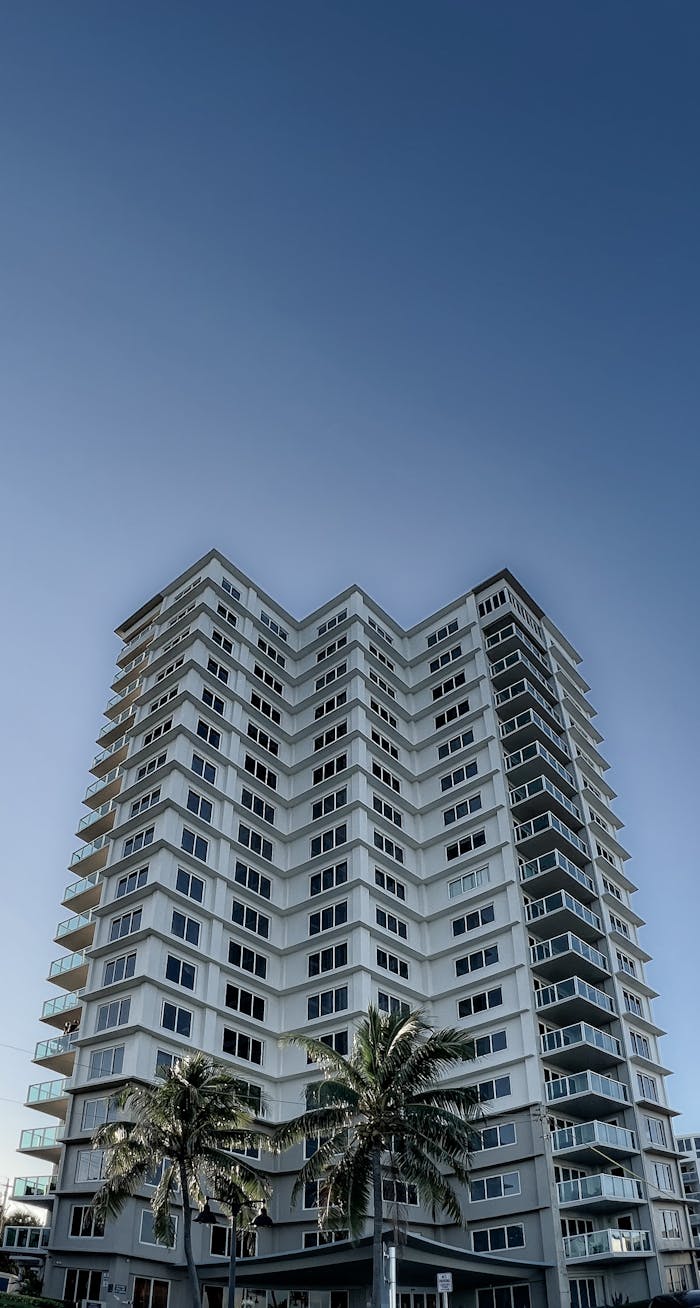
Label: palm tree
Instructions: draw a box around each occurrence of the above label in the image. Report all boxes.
[273,1005,482,1308]
[91,1052,270,1308]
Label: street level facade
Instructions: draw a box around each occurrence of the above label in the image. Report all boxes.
[5,551,695,1308]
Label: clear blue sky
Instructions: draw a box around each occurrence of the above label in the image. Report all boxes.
[1,1,698,1191]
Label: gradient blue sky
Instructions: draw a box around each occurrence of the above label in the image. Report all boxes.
[1,1,698,1192]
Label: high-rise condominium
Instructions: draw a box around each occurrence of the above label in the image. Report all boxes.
[5,551,695,1308]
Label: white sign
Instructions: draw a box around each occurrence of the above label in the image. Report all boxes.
[436,1274,453,1294]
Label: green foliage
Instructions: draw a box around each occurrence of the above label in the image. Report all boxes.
[0,1296,63,1308]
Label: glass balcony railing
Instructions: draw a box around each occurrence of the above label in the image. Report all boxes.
[527,890,602,935]
[84,767,122,802]
[546,1071,628,1107]
[2,1225,50,1250]
[26,1079,68,1106]
[531,933,608,974]
[496,678,564,726]
[12,1176,56,1199]
[19,1126,63,1151]
[541,1022,621,1060]
[77,801,116,833]
[500,708,569,755]
[489,648,554,696]
[105,678,142,711]
[41,990,83,1020]
[505,740,576,789]
[520,848,596,898]
[34,1035,78,1063]
[515,811,589,858]
[563,1229,651,1260]
[537,977,614,1015]
[63,871,101,905]
[48,951,86,980]
[55,912,92,940]
[92,736,127,770]
[511,776,582,824]
[97,706,135,740]
[486,621,550,668]
[558,1174,644,1206]
[69,835,110,868]
[551,1121,636,1156]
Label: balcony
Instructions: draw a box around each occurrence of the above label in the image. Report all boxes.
[531,933,608,983]
[563,1229,652,1263]
[500,708,570,761]
[495,679,564,731]
[47,951,88,990]
[551,1121,638,1165]
[511,776,583,827]
[515,810,589,863]
[558,1174,644,1212]
[540,1021,622,1070]
[545,1070,628,1118]
[105,677,142,717]
[12,1175,56,1202]
[112,647,149,687]
[41,990,83,1028]
[117,622,155,666]
[527,890,602,942]
[62,871,102,913]
[505,740,577,794]
[18,1126,64,1164]
[91,735,129,778]
[69,834,110,875]
[520,849,596,902]
[76,800,117,841]
[83,767,123,809]
[486,621,550,670]
[489,649,556,700]
[97,706,136,749]
[2,1226,50,1252]
[536,976,615,1026]
[25,1080,69,1119]
[33,1034,78,1076]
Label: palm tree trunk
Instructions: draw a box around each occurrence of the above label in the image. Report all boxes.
[227,1207,238,1308]
[178,1162,202,1308]
[372,1148,385,1308]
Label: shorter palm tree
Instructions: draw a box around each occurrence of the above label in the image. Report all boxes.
[91,1052,270,1308]
[274,1006,482,1308]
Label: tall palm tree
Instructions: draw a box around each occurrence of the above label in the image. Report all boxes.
[91,1052,270,1308]
[273,1006,482,1308]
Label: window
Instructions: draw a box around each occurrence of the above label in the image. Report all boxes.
[373,795,402,827]
[217,601,237,627]
[242,787,275,825]
[374,868,406,900]
[228,940,267,979]
[667,1267,691,1294]
[623,989,644,1017]
[369,642,394,671]
[212,628,233,655]
[660,1210,683,1239]
[470,1171,520,1201]
[477,1289,530,1308]
[376,948,408,979]
[211,1227,257,1258]
[232,900,270,939]
[202,686,226,715]
[166,955,196,990]
[247,721,280,757]
[260,610,287,641]
[109,909,142,941]
[638,1073,659,1103]
[303,1179,329,1209]
[475,1076,511,1102]
[568,1280,598,1308]
[140,1209,177,1248]
[313,753,347,786]
[234,861,272,900]
[446,829,487,861]
[81,1097,118,1131]
[257,635,285,667]
[315,691,347,720]
[197,718,221,749]
[309,943,348,975]
[448,865,490,899]
[245,754,277,790]
[181,827,208,862]
[137,751,167,781]
[155,656,184,685]
[130,789,161,817]
[175,867,205,903]
[303,1230,349,1248]
[596,841,618,868]
[318,610,347,637]
[367,615,394,645]
[369,668,396,700]
[149,686,179,714]
[251,690,280,724]
[440,761,478,792]
[456,945,499,976]
[143,717,172,747]
[310,861,348,896]
[371,760,401,793]
[631,1030,653,1059]
[87,1045,124,1080]
[75,1149,106,1182]
[69,1205,105,1238]
[474,1029,507,1057]
[653,1161,675,1193]
[253,663,283,696]
[458,986,503,1019]
[616,950,637,977]
[427,619,459,647]
[315,661,347,691]
[430,644,462,672]
[115,866,148,898]
[311,824,347,857]
[377,991,410,1016]
[206,658,229,685]
[473,1123,517,1151]
[95,997,131,1032]
[370,697,397,728]
[444,794,483,826]
[452,903,495,935]
[645,1116,667,1148]
[222,1028,263,1064]
[310,901,348,935]
[372,728,399,760]
[373,831,404,864]
[312,787,348,820]
[187,789,213,823]
[225,984,265,1022]
[376,907,407,939]
[308,986,348,1020]
[64,1271,106,1306]
[171,910,200,946]
[438,728,475,760]
[382,1179,417,1204]
[123,827,154,858]
[221,577,241,600]
[161,1002,192,1037]
[314,721,349,751]
[192,752,217,784]
[238,821,274,862]
[610,913,631,938]
[317,634,348,663]
[308,1030,349,1060]
[432,671,467,702]
[435,700,470,730]
[472,1224,524,1252]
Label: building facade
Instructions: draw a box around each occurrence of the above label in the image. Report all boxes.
[5,551,695,1308]
[675,1133,700,1270]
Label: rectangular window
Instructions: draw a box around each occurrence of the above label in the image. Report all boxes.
[181,827,209,862]
[432,671,467,701]
[81,1097,118,1131]
[257,635,285,667]
[376,948,408,979]
[171,910,200,946]
[260,610,287,641]
[645,1116,667,1148]
[232,900,270,939]
[435,700,470,730]
[315,691,347,720]
[317,634,348,663]
[371,760,401,793]
[143,717,172,748]
[377,990,410,1016]
[314,721,349,751]
[369,642,394,671]
[309,901,348,935]
[253,663,283,696]
[69,1204,105,1238]
[448,865,490,899]
[437,728,475,760]
[228,940,268,979]
[137,751,167,781]
[369,668,396,700]
[472,1224,524,1252]
[149,686,179,714]
[95,997,131,1032]
[430,644,462,671]
[653,1162,674,1192]
[444,793,483,825]
[427,618,459,647]
[374,868,406,900]
[367,615,394,645]
[373,795,402,827]
[123,827,154,858]
[140,1209,177,1248]
[373,831,404,864]
[165,955,196,990]
[311,824,347,857]
[307,986,348,1020]
[455,945,499,976]
[247,721,280,757]
[212,629,233,655]
[315,661,347,691]
[234,861,272,901]
[308,1030,349,1060]
[371,728,399,760]
[192,752,217,784]
[660,1210,682,1239]
[310,861,348,896]
[603,875,624,901]
[382,1179,417,1205]
[376,907,407,940]
[225,984,265,1022]
[244,754,277,790]
[221,576,241,601]
[197,718,221,749]
[303,1230,349,1248]
[242,787,275,825]
[470,1171,520,1201]
[458,986,503,1019]
[87,1046,124,1080]
[161,1002,192,1038]
[370,697,397,728]
[452,903,495,935]
[637,1073,659,1103]
[115,866,148,898]
[251,690,281,724]
[238,824,273,862]
[75,1149,106,1182]
[616,950,637,977]
[473,1123,517,1151]
[130,789,161,817]
[211,1227,258,1258]
[312,787,348,820]
[175,868,205,903]
[446,829,487,861]
[474,1076,511,1103]
[318,610,347,637]
[187,790,213,823]
[109,909,142,941]
[631,1030,653,1059]
[474,1029,507,1057]
[440,760,478,792]
[308,943,348,975]
[217,602,238,627]
[222,1028,263,1065]
[202,686,226,715]
[610,912,631,938]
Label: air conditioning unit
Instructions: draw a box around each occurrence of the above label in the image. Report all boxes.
[79,1299,107,1308]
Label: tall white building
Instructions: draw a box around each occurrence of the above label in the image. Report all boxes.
[675,1133,700,1269]
[4,552,695,1308]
